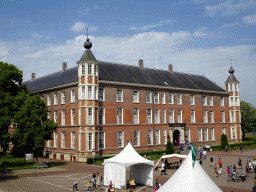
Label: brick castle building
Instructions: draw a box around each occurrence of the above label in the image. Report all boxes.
[22,36,241,162]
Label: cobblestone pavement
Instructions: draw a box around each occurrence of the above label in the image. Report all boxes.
[0,149,255,192]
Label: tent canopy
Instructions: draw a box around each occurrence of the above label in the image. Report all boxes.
[103,142,154,189]
[158,151,222,192]
[103,142,154,167]
[154,154,187,170]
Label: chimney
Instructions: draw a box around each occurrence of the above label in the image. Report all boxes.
[168,64,173,72]
[31,73,35,80]
[62,62,67,71]
[139,60,143,68]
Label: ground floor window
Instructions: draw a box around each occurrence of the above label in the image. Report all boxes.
[147,130,153,145]
[88,133,92,151]
[155,130,160,145]
[99,132,105,149]
[117,131,124,148]
[198,128,202,141]
[133,130,140,146]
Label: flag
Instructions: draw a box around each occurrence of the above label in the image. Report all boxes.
[191,143,197,168]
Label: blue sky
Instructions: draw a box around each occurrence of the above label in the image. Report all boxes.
[0,0,256,106]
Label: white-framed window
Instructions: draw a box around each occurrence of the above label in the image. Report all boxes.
[71,108,75,125]
[190,95,195,105]
[47,94,51,106]
[117,90,123,102]
[88,108,93,125]
[230,111,235,122]
[82,65,85,75]
[210,128,215,141]
[191,110,195,123]
[203,96,207,106]
[221,97,224,106]
[169,109,174,123]
[163,129,167,144]
[81,86,85,99]
[177,94,182,105]
[235,97,238,106]
[71,90,75,103]
[54,132,58,147]
[168,93,173,104]
[154,109,160,124]
[203,110,208,123]
[94,65,98,76]
[98,88,104,101]
[198,128,202,141]
[162,93,166,104]
[146,109,152,124]
[154,92,159,103]
[99,107,105,125]
[235,84,238,91]
[47,111,51,120]
[178,109,182,123]
[133,109,139,124]
[229,84,233,91]
[221,111,225,122]
[88,64,92,75]
[231,128,236,139]
[117,108,123,124]
[47,140,51,147]
[133,130,140,146]
[61,131,65,148]
[222,128,226,135]
[209,96,213,106]
[162,109,166,123]
[88,133,92,151]
[88,86,92,99]
[210,111,214,123]
[54,110,58,123]
[146,91,151,103]
[71,132,75,149]
[61,109,66,126]
[185,128,191,142]
[117,131,124,148]
[94,86,97,100]
[54,93,58,105]
[147,130,153,145]
[204,128,208,141]
[155,130,160,145]
[230,97,234,106]
[99,132,105,149]
[61,91,65,104]
[133,90,139,103]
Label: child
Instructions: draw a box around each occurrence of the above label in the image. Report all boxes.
[85,181,92,191]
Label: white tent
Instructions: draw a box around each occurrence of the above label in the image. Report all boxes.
[154,154,187,170]
[103,142,154,189]
[158,151,223,192]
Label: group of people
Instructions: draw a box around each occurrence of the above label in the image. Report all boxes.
[73,172,103,191]
[227,164,239,182]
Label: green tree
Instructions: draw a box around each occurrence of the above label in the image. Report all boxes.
[240,100,256,140]
[0,61,23,153]
[221,134,228,149]
[166,141,175,154]
[13,94,58,161]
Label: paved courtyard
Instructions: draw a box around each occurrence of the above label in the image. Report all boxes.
[0,149,255,192]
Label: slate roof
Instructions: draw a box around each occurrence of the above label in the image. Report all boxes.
[225,74,239,84]
[78,49,97,63]
[23,61,227,93]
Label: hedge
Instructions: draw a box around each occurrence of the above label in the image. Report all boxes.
[211,140,256,151]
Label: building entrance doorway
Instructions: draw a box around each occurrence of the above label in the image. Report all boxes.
[173,130,180,146]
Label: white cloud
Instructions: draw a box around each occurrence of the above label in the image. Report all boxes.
[71,22,88,32]
[243,12,256,25]
[130,20,174,31]
[193,27,208,37]
[32,33,42,39]
[205,0,256,17]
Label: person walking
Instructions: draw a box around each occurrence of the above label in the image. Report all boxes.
[203,149,207,160]
[240,145,243,153]
[73,181,79,191]
[92,173,97,189]
[227,166,231,182]
[155,179,160,190]
[96,172,103,191]
[225,145,228,152]
[160,161,167,175]
[210,156,214,167]
[218,158,222,168]
[214,164,218,177]
[199,148,203,159]
[238,158,242,169]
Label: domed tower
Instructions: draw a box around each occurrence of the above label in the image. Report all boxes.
[225,65,241,142]
[77,30,99,156]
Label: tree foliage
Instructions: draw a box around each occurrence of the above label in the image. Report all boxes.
[0,61,23,152]
[240,100,256,140]
[13,94,58,159]
[221,134,228,149]
[166,141,175,154]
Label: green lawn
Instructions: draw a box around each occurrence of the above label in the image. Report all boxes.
[245,132,256,140]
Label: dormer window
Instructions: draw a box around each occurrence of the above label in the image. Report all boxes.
[82,65,85,75]
[88,64,92,75]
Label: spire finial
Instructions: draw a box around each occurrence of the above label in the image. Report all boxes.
[229,59,234,74]
[84,28,92,49]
